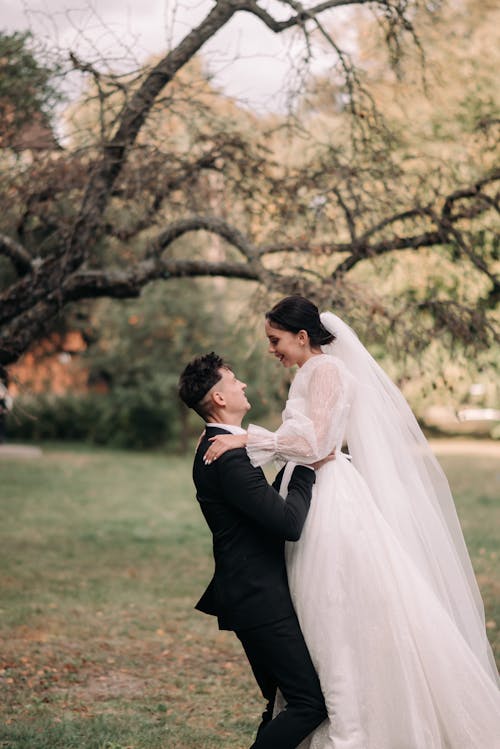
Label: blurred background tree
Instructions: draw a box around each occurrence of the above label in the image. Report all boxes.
[1,0,498,447]
[0,30,62,150]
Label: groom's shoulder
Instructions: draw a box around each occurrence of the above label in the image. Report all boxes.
[200,426,232,454]
[194,427,239,466]
[195,426,229,450]
[195,428,252,472]
[193,432,252,494]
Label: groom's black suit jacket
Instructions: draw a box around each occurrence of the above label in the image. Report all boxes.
[193,426,315,631]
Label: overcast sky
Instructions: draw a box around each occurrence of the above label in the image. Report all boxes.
[0,0,346,112]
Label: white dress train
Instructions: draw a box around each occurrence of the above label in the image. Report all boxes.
[246,353,500,749]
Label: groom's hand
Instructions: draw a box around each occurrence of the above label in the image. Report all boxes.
[311,450,336,470]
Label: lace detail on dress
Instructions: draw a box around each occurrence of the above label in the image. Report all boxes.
[247,356,351,468]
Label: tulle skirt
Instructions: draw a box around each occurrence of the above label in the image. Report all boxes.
[282,453,500,749]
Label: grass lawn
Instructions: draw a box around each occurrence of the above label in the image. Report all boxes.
[0,443,498,748]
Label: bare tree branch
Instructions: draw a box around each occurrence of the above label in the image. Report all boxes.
[148,216,260,263]
[0,258,261,367]
[66,1,244,264]
[1,2,245,322]
[66,259,261,297]
[0,233,33,276]
[442,173,500,219]
[332,187,357,240]
[1,0,498,372]
[417,299,499,345]
[332,231,444,276]
[244,0,373,31]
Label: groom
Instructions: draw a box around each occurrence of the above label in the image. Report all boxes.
[178,352,327,749]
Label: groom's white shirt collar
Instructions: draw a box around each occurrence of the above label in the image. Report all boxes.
[205,423,246,435]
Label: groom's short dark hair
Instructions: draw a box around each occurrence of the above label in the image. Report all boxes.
[178,352,227,420]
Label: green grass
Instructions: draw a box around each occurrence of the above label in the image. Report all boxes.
[0,444,498,748]
[435,451,500,643]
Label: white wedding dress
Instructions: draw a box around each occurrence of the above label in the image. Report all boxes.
[246,323,500,748]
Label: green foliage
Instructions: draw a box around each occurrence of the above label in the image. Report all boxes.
[0,31,62,146]
[3,3,497,417]
[81,279,285,436]
[7,389,175,449]
[8,281,285,447]
[490,424,500,440]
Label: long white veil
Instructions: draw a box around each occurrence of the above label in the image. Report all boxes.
[320,311,499,684]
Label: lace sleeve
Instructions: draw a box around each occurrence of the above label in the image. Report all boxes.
[247,358,346,467]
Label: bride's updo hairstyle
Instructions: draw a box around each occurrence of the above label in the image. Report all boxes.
[265,295,335,347]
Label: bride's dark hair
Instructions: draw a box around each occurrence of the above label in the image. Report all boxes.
[266,295,335,346]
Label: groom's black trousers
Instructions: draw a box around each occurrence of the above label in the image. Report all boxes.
[236,614,327,749]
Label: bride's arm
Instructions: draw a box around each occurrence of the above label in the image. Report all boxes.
[203,430,336,467]
[247,358,345,467]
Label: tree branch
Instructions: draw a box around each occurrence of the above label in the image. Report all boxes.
[244,0,372,32]
[442,171,500,219]
[147,216,259,262]
[331,174,500,278]
[0,233,33,277]
[332,231,444,276]
[64,260,260,300]
[1,1,245,321]
[258,239,352,256]
[1,1,497,369]
[0,258,261,367]
[417,299,499,345]
[358,206,434,244]
[332,187,357,240]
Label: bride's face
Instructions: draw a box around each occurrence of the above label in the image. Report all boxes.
[265,320,309,368]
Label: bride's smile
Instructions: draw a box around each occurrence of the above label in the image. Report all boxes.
[265,319,321,368]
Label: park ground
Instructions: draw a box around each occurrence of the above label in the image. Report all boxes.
[0,440,499,749]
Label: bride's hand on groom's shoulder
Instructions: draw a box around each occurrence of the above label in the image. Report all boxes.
[203,433,247,465]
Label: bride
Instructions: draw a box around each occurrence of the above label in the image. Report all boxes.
[203,295,500,748]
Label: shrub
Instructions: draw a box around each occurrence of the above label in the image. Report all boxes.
[6,389,176,449]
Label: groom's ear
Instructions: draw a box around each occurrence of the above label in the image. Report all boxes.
[212,389,226,407]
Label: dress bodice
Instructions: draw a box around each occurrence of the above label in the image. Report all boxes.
[247,354,353,468]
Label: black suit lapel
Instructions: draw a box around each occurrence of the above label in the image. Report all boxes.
[205,426,232,437]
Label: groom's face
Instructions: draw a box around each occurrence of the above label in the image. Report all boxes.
[210,367,251,416]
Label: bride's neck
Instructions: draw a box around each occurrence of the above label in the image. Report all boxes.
[297,349,322,367]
